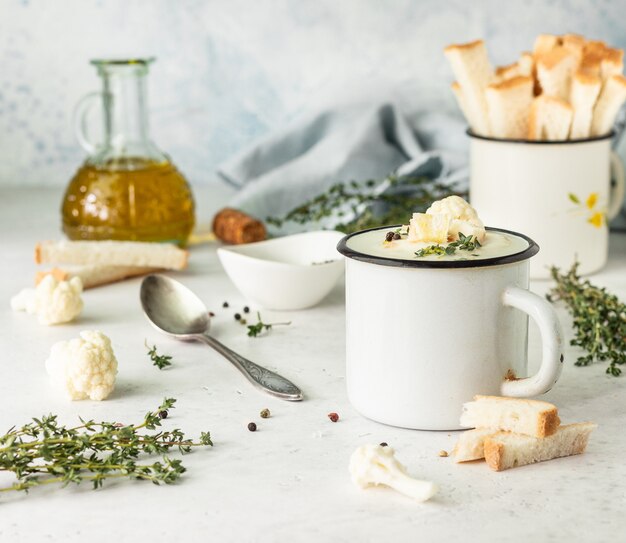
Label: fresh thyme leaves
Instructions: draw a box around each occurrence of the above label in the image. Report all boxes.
[0,398,212,495]
[146,341,173,370]
[547,262,626,376]
[247,312,291,338]
[415,233,482,258]
[266,175,464,234]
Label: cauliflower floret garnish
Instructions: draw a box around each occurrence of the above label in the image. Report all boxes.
[407,213,450,243]
[45,330,118,401]
[10,275,83,325]
[349,444,438,502]
[426,195,486,243]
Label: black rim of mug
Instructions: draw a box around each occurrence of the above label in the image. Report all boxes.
[336,226,539,269]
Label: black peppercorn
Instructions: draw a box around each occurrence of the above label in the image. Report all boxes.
[243,306,250,313]
[208,311,215,317]
[385,231,394,242]
[247,422,257,432]
[379,442,388,447]
[158,410,168,419]
[393,233,401,240]
[234,313,241,321]
[223,301,229,308]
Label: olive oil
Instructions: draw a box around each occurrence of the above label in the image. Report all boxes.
[62,157,194,245]
[64,59,195,246]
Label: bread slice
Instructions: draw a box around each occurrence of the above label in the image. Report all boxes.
[518,52,534,77]
[494,62,520,83]
[591,74,626,136]
[486,76,533,138]
[451,81,474,127]
[35,240,188,270]
[600,47,624,81]
[561,33,585,58]
[536,47,578,99]
[451,428,495,463]
[444,40,493,135]
[460,395,560,438]
[36,265,160,289]
[533,34,560,58]
[484,422,597,471]
[570,71,602,138]
[528,95,573,140]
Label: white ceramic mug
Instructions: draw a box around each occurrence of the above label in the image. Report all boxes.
[469,132,625,279]
[337,227,564,430]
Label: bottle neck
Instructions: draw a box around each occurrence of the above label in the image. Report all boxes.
[102,70,150,152]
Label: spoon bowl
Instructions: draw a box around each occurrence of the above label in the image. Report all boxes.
[140,275,303,401]
[140,274,211,336]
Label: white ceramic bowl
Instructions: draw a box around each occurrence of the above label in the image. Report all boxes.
[217,230,345,310]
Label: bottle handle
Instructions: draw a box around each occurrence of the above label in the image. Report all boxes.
[73,92,102,155]
[500,286,564,397]
[608,151,625,220]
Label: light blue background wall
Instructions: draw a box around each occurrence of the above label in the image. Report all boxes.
[1,0,626,187]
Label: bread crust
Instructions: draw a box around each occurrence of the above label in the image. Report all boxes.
[444,39,484,53]
[537,409,561,438]
[483,439,504,471]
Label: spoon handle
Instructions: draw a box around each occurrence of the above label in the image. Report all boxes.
[197,333,303,401]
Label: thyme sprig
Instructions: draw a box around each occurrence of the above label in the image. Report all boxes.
[547,262,626,376]
[415,232,482,258]
[247,312,291,338]
[146,341,173,370]
[266,175,464,234]
[0,398,212,494]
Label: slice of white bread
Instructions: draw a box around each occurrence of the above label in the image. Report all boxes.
[533,34,560,58]
[561,33,585,58]
[518,52,534,77]
[450,82,474,127]
[536,47,579,100]
[484,422,597,471]
[36,265,160,289]
[35,240,188,270]
[451,428,495,463]
[600,47,624,81]
[528,95,573,140]
[486,76,533,138]
[570,71,602,139]
[591,74,626,136]
[444,40,493,135]
[460,395,560,438]
[494,62,520,83]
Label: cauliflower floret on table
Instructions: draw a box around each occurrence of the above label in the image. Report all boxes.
[45,330,118,401]
[426,195,486,243]
[11,275,83,325]
[349,444,438,502]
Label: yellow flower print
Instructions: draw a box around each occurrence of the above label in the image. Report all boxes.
[568,192,606,229]
[586,192,598,209]
[588,211,604,228]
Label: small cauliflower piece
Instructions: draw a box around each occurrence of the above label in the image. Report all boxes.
[10,288,37,314]
[45,330,118,401]
[408,212,450,243]
[349,444,438,502]
[427,195,486,243]
[11,275,83,325]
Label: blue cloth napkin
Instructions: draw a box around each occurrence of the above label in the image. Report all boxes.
[217,103,469,232]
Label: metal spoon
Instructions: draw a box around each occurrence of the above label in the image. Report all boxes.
[140,274,303,401]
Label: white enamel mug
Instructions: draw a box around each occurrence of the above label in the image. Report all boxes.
[469,132,625,279]
[337,227,564,430]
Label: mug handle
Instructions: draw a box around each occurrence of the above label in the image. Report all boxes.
[73,92,102,155]
[608,151,625,220]
[500,286,564,397]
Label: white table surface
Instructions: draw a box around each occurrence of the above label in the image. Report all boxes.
[1,186,625,543]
